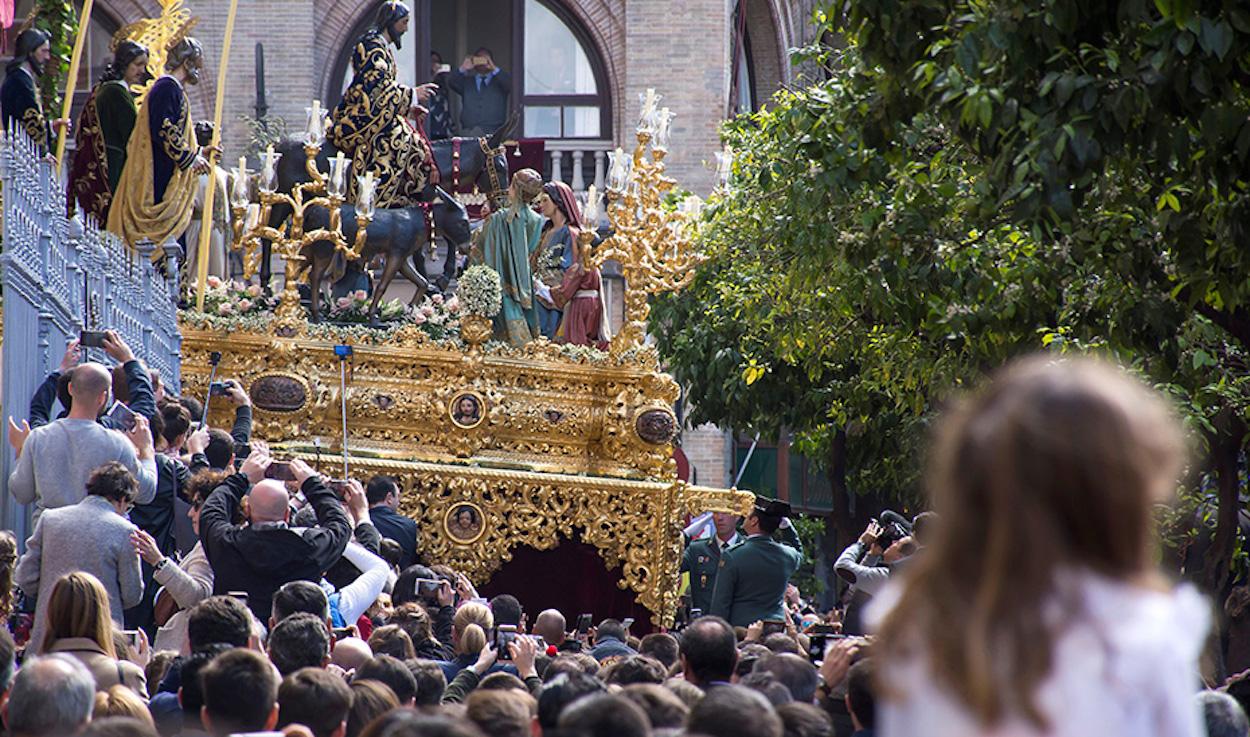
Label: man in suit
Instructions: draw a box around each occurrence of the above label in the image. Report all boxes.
[681,511,743,615]
[448,47,512,136]
[15,462,144,653]
[367,475,419,568]
[708,498,803,627]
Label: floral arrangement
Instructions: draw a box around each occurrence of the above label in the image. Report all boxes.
[410,292,460,341]
[186,277,275,317]
[322,290,410,324]
[459,264,503,318]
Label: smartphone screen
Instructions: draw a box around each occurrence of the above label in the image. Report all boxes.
[108,402,137,431]
[79,330,107,348]
[762,620,787,636]
[576,613,592,635]
[264,461,295,481]
[622,617,634,631]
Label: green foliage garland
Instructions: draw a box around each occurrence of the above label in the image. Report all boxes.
[33,0,76,120]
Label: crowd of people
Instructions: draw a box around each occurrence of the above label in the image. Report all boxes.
[0,323,1243,737]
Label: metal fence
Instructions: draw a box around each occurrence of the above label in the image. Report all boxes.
[0,124,183,540]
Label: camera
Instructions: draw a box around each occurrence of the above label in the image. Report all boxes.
[874,510,913,551]
[414,578,442,601]
[80,330,108,348]
[495,624,518,660]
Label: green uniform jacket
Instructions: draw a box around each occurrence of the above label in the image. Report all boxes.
[708,526,802,627]
[681,533,742,614]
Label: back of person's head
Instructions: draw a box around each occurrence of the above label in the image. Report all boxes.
[556,693,650,737]
[755,653,819,703]
[70,362,112,409]
[601,655,666,686]
[268,612,331,675]
[536,671,606,731]
[358,709,486,737]
[357,655,418,705]
[6,654,96,737]
[85,461,139,505]
[180,395,204,424]
[543,654,599,682]
[761,633,802,656]
[844,658,874,731]
[188,595,253,651]
[1199,691,1250,737]
[532,609,565,645]
[639,632,679,669]
[465,689,535,737]
[144,650,177,691]
[405,659,447,706]
[911,510,938,546]
[776,702,833,737]
[740,671,794,706]
[489,594,523,627]
[159,401,192,446]
[453,602,492,654]
[479,672,527,691]
[392,565,438,607]
[200,649,280,736]
[621,683,689,729]
[876,356,1185,730]
[80,716,160,737]
[392,602,433,644]
[663,677,705,709]
[204,429,235,470]
[93,684,155,724]
[40,571,114,655]
[380,539,404,568]
[272,580,330,623]
[369,624,417,660]
[177,644,232,719]
[348,679,400,737]
[680,616,737,685]
[367,475,399,505]
[687,683,783,737]
[595,618,626,643]
[278,667,352,737]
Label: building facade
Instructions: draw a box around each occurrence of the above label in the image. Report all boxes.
[4,0,822,505]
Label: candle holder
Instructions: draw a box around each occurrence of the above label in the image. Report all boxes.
[231,105,372,325]
[587,92,707,355]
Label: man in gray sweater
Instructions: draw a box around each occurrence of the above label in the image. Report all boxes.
[8,362,157,522]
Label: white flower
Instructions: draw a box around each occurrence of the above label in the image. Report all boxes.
[217,303,233,315]
[354,290,369,301]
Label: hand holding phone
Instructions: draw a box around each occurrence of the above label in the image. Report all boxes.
[265,460,295,481]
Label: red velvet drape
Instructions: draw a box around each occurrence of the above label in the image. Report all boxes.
[478,535,657,635]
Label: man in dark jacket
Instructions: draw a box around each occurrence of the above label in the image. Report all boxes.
[367,475,418,568]
[27,332,156,430]
[589,619,637,662]
[447,48,511,136]
[1,28,66,155]
[199,451,352,623]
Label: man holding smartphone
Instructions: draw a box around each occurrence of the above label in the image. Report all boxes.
[198,448,352,622]
[448,47,512,137]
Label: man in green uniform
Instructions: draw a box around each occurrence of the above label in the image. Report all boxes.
[708,498,803,627]
[681,511,743,615]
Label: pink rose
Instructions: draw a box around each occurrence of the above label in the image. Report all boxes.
[413,312,427,325]
[354,290,369,301]
[445,296,460,312]
[432,294,444,306]
[247,284,262,297]
[421,304,435,317]
[206,276,222,289]
[336,297,352,309]
[217,303,233,315]
[237,299,253,311]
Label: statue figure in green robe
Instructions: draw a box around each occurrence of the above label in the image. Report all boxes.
[473,168,545,346]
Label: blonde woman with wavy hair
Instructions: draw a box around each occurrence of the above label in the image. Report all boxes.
[41,572,148,697]
[871,356,1206,737]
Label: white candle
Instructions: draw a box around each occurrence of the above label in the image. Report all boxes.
[644,88,656,117]
[238,156,247,177]
[584,184,598,221]
[245,203,260,230]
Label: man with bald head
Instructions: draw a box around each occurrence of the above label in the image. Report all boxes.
[199,450,352,621]
[534,609,580,653]
[8,360,156,522]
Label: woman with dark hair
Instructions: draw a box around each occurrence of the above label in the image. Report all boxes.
[541,182,609,349]
[531,182,576,340]
[68,40,149,224]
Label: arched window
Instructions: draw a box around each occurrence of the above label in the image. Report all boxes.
[330,0,611,141]
[520,0,605,138]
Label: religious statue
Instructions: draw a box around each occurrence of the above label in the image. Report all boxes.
[328,0,437,208]
[67,40,149,224]
[473,168,545,346]
[546,182,610,349]
[0,29,68,155]
[532,182,576,340]
[182,122,232,281]
[108,36,217,251]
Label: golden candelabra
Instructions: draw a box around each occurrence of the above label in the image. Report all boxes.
[586,92,707,354]
[230,104,372,325]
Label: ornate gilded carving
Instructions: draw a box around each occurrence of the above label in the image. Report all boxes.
[250,373,310,413]
[635,407,678,445]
